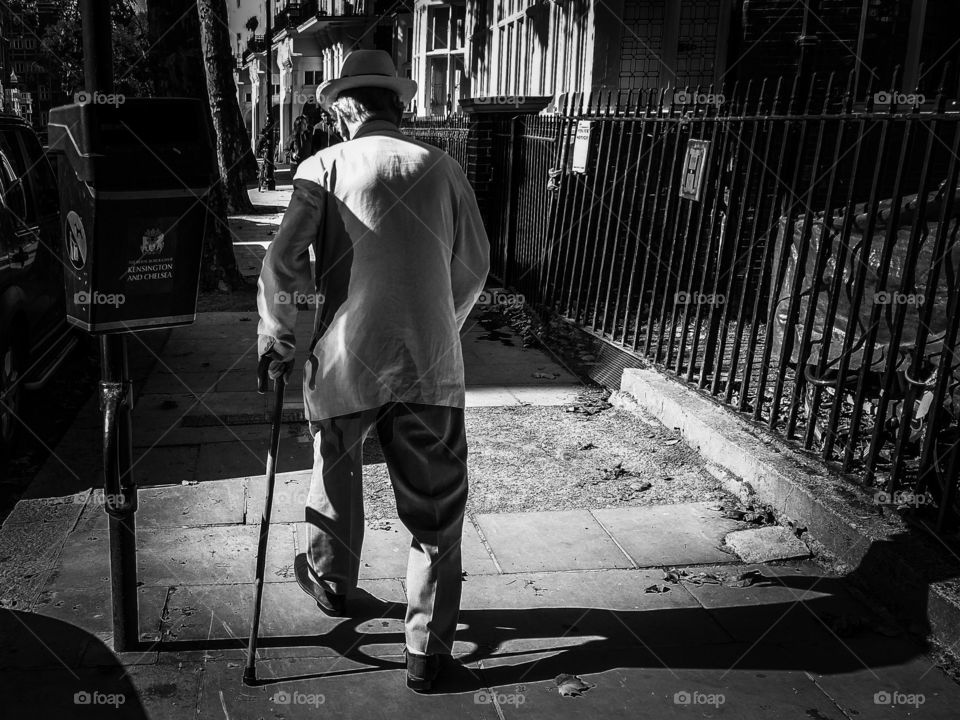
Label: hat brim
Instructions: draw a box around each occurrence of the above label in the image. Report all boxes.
[318,75,418,113]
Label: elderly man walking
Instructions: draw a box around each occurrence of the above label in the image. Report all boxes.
[256,49,489,692]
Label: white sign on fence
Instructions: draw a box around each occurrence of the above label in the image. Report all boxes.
[679,139,710,201]
[571,120,593,173]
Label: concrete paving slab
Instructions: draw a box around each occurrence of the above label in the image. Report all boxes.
[475,510,633,572]
[138,371,220,397]
[810,637,960,718]
[3,494,86,526]
[245,471,311,523]
[160,579,406,650]
[133,421,285,449]
[136,523,297,587]
[724,525,812,563]
[79,639,160,667]
[136,480,245,528]
[0,515,76,609]
[216,367,304,393]
[22,425,104,498]
[136,390,215,416]
[31,584,168,640]
[198,654,496,720]
[195,439,315,481]
[188,390,267,419]
[348,518,500,580]
[591,502,746,567]
[118,662,205,719]
[130,446,199,486]
[454,569,731,654]
[680,563,878,646]
[480,647,852,720]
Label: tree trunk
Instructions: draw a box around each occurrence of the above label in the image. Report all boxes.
[197,0,257,214]
[146,0,244,291]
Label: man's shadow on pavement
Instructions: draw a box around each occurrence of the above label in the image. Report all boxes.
[248,532,952,693]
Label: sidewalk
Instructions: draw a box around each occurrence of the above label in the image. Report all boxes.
[1,187,958,718]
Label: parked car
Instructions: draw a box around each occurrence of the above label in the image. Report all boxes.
[0,113,77,453]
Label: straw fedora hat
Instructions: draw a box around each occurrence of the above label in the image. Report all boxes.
[317,49,417,112]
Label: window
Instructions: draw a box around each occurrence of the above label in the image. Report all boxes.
[418,2,466,115]
[485,0,535,97]
[304,70,322,85]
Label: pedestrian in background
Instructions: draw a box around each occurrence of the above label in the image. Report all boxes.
[310,110,342,153]
[284,114,313,176]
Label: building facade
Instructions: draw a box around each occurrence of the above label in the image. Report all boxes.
[233,0,411,153]
[435,0,960,115]
[232,1,960,124]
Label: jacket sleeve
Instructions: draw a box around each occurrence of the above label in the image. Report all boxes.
[257,177,325,359]
[450,165,490,331]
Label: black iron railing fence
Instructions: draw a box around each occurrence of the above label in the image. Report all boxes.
[404,70,960,531]
[402,115,470,171]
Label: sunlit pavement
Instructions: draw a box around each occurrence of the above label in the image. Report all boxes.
[1,190,958,718]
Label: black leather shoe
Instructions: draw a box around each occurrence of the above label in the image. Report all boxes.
[405,649,442,692]
[294,553,346,617]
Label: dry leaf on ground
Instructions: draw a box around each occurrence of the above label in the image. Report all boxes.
[555,673,594,697]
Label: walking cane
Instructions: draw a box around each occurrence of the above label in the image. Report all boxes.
[243,356,286,685]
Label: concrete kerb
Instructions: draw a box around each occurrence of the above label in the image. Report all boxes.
[616,366,960,655]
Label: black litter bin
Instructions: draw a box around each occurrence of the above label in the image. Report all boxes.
[48,98,216,333]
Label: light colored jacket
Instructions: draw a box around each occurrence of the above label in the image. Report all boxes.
[257,119,490,421]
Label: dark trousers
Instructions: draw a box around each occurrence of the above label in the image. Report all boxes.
[305,402,468,654]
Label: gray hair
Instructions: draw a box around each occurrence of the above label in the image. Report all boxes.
[331,86,404,126]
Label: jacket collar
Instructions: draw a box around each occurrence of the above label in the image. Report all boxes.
[351,119,402,140]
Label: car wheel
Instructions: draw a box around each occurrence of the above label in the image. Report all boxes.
[0,328,25,452]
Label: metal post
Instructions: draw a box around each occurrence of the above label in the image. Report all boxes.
[80,0,140,653]
[264,0,276,190]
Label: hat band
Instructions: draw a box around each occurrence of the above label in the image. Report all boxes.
[341,71,393,78]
